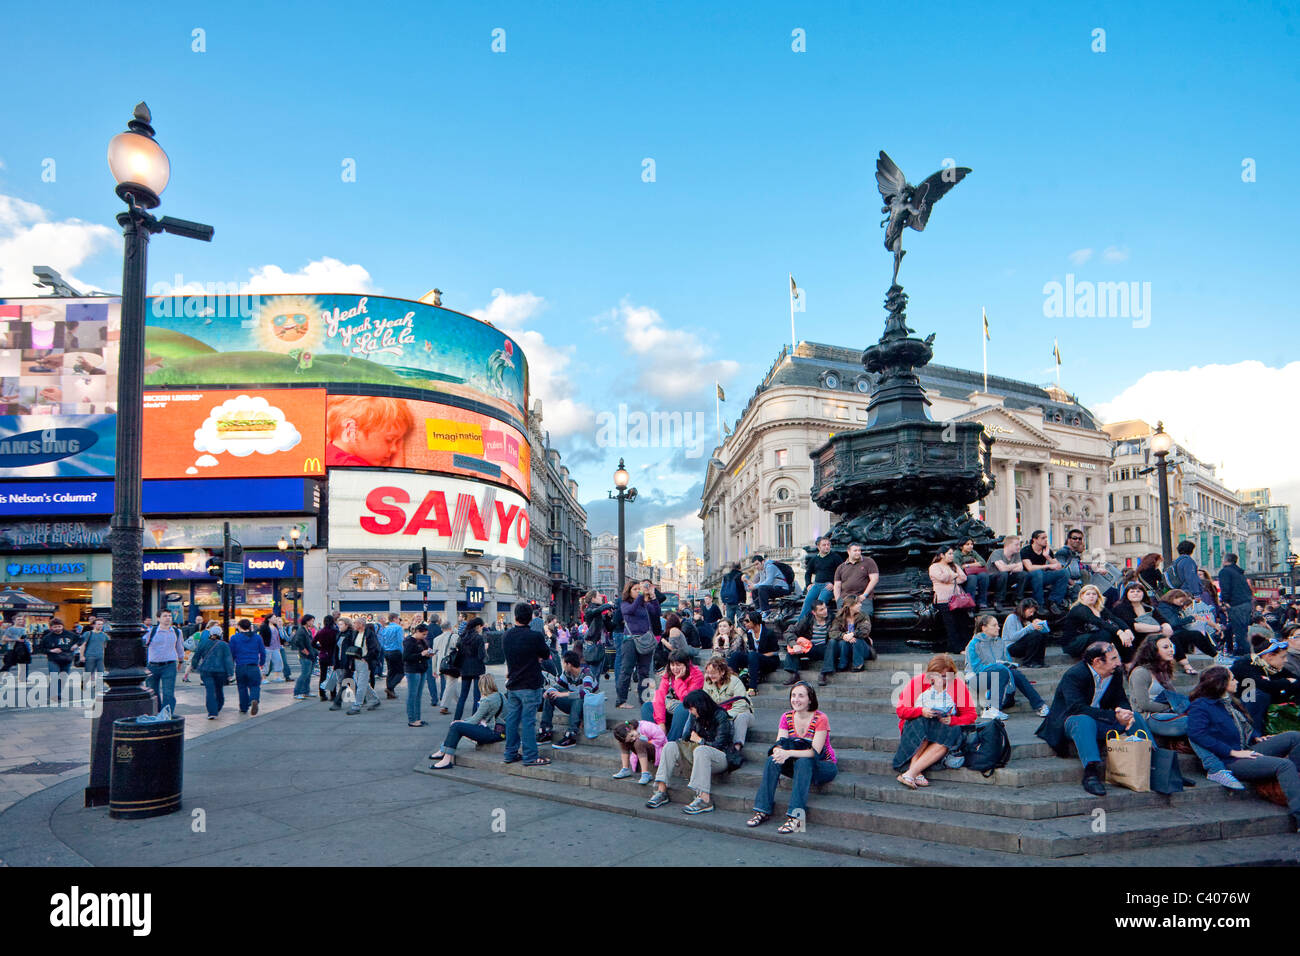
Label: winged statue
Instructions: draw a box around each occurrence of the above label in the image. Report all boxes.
[876,151,971,285]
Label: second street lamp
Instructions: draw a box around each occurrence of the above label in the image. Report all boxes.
[609,458,637,601]
[1150,421,1175,568]
[86,103,214,808]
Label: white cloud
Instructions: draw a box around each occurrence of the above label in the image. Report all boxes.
[1096,361,1300,542]
[1068,248,1093,265]
[1102,246,1130,262]
[613,300,741,400]
[471,288,545,330]
[0,194,118,296]
[243,257,375,294]
[471,289,594,438]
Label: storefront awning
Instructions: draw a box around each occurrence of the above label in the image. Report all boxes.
[0,587,58,613]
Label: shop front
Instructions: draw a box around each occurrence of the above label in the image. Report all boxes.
[143,547,308,625]
[0,553,113,626]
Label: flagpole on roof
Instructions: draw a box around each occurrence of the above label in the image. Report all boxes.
[982,307,989,394]
[1053,338,1062,385]
[789,273,798,355]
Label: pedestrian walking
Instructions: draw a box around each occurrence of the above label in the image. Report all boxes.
[290,614,317,698]
[143,611,184,714]
[313,614,339,701]
[76,618,107,693]
[347,622,382,715]
[192,622,235,718]
[380,612,406,699]
[230,619,266,715]
[260,615,291,681]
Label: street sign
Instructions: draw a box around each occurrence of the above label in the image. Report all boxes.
[224,561,245,585]
[415,574,432,592]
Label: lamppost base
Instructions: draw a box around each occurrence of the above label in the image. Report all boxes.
[85,686,155,807]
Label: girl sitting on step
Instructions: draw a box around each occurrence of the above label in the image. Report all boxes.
[428,674,505,770]
[748,681,838,833]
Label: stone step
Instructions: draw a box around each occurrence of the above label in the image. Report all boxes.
[439,750,1292,858]
[537,739,1256,820]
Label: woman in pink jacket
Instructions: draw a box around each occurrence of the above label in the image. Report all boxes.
[640,650,704,743]
[929,547,970,653]
[612,719,667,785]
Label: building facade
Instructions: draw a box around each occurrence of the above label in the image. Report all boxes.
[643,523,677,566]
[1245,508,1277,574]
[700,341,1112,585]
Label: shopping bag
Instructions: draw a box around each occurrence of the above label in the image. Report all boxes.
[1104,729,1152,792]
[1149,747,1184,794]
[582,691,606,739]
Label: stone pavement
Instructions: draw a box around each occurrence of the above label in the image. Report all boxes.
[0,662,301,814]
[0,665,880,867]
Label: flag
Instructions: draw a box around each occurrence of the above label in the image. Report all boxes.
[790,274,799,300]
[716,383,725,401]
[723,421,732,436]
[982,308,990,341]
[1053,340,1062,365]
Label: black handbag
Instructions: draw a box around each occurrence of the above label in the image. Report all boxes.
[439,638,462,677]
[1150,747,1185,794]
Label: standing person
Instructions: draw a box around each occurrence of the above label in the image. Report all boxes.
[260,615,290,682]
[929,547,969,653]
[719,563,747,624]
[290,614,317,699]
[325,617,357,709]
[403,622,434,727]
[1,615,31,681]
[502,602,552,768]
[822,591,873,684]
[965,613,1049,720]
[76,618,108,695]
[192,622,235,719]
[747,681,838,832]
[581,590,615,678]
[313,615,339,701]
[453,617,487,720]
[346,622,382,715]
[1218,553,1254,657]
[1171,540,1203,599]
[429,615,456,713]
[958,538,993,608]
[615,580,659,710]
[429,675,506,769]
[143,611,184,715]
[988,535,1028,608]
[40,619,81,705]
[1020,530,1070,614]
[229,619,266,716]
[832,543,880,617]
[379,612,406,699]
[801,536,844,619]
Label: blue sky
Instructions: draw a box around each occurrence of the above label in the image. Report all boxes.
[2,0,1297,548]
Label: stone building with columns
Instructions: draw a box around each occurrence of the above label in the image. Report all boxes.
[700,342,1111,586]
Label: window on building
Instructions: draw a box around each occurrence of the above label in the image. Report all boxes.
[1085,477,1092,490]
[776,512,793,550]
[344,567,388,591]
[1124,527,1132,543]
[775,448,789,467]
[1122,495,1130,511]
[1135,526,1143,543]
[1108,493,1114,513]
[1066,474,1074,490]
[1109,523,1116,545]
[1048,472,1054,487]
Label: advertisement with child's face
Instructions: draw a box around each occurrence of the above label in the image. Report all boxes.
[325,395,530,497]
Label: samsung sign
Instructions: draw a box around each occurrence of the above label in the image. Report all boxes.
[0,428,99,466]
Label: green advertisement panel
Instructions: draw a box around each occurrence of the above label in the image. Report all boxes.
[145,294,528,422]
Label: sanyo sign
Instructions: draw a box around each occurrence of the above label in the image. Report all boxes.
[328,471,530,561]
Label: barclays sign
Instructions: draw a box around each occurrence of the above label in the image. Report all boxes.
[5,561,87,576]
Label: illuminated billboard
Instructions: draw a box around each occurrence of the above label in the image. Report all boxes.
[142,389,327,479]
[328,470,530,561]
[0,298,120,477]
[145,294,528,422]
[325,395,529,496]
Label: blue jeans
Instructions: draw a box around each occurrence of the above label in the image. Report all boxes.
[1065,711,1153,767]
[293,654,314,695]
[544,694,583,733]
[781,643,826,673]
[616,644,653,706]
[973,664,1044,710]
[1026,568,1069,605]
[235,663,262,712]
[639,700,690,741]
[454,676,481,720]
[1146,713,1226,774]
[146,661,178,714]
[430,673,445,706]
[821,636,872,673]
[963,573,991,606]
[504,687,543,763]
[406,669,428,722]
[442,720,503,754]
[753,753,838,816]
[799,583,834,619]
[200,672,226,716]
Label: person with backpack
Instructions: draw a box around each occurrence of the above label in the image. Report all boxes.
[290,614,317,699]
[719,563,747,624]
[143,610,185,715]
[749,554,790,613]
[191,622,235,719]
[645,689,740,813]
[893,654,977,789]
[229,618,266,716]
[452,617,487,720]
[747,681,837,832]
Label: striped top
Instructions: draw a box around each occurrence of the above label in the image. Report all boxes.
[780,709,836,764]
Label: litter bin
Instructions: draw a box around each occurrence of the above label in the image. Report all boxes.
[109,716,183,819]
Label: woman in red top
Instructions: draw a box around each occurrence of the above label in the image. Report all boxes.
[893,654,977,789]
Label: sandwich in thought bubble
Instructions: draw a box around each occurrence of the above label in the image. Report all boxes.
[194,395,302,458]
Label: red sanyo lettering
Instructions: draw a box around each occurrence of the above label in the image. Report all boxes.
[515,509,529,548]
[404,490,452,536]
[462,494,488,540]
[494,502,518,543]
[359,487,409,534]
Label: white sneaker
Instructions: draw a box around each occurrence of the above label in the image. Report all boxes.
[980,707,1009,721]
[1036,704,1051,718]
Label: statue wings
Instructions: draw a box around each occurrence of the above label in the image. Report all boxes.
[876,151,971,238]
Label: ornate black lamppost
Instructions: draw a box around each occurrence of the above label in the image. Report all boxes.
[1150,422,1175,568]
[86,103,213,807]
[608,459,637,600]
[277,527,311,621]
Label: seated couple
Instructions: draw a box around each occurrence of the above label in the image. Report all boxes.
[777,594,874,688]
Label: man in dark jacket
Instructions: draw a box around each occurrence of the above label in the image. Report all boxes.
[727,610,780,692]
[1036,641,1152,796]
[345,623,382,715]
[1218,553,1253,656]
[719,564,746,624]
[502,602,553,767]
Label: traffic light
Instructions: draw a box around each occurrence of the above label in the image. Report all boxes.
[205,556,223,579]
[407,562,421,586]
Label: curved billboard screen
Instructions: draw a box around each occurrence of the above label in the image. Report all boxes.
[145,294,528,422]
